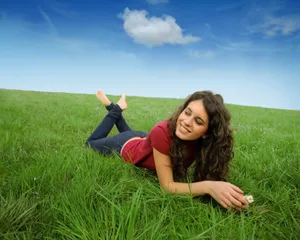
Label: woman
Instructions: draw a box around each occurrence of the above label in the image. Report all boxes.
[86,90,249,211]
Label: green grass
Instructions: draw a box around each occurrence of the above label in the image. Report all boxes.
[1,88,299,240]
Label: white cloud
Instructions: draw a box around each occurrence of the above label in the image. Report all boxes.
[118,8,200,47]
[146,0,168,5]
[249,15,300,37]
[188,50,215,59]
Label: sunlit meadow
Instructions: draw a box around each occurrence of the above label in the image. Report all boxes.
[1,89,299,239]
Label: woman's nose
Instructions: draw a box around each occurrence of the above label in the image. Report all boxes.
[184,117,193,126]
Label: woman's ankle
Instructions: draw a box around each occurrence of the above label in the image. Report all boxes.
[106,102,115,111]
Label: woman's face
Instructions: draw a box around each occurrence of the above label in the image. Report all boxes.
[175,100,209,141]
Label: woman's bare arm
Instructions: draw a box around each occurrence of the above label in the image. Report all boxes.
[153,148,249,209]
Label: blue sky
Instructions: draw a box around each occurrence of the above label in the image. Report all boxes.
[1,0,300,110]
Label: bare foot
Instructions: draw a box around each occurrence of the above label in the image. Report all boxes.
[117,93,128,110]
[96,90,111,107]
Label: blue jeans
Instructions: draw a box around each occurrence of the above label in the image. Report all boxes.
[85,103,148,155]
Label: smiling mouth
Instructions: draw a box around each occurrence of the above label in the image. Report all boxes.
[180,124,190,133]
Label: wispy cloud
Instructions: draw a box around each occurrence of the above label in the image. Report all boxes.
[146,0,169,5]
[118,8,200,47]
[38,6,57,36]
[246,1,300,37]
[37,7,98,53]
[216,40,294,53]
[47,0,81,19]
[114,51,138,61]
[188,50,215,59]
[216,2,245,11]
[203,20,297,53]
[248,15,300,37]
[53,38,97,53]
[202,23,228,45]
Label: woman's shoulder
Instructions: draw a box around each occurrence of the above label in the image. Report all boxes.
[149,120,171,138]
[151,120,169,131]
[149,120,172,149]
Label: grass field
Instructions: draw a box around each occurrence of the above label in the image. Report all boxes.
[1,88,299,239]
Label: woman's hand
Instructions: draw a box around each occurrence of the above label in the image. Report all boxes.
[207,181,249,211]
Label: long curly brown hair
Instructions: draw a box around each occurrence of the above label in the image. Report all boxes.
[167,91,234,182]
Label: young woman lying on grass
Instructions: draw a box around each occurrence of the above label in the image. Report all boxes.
[85,90,249,211]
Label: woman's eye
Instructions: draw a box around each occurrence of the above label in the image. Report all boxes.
[185,111,190,115]
[196,120,202,125]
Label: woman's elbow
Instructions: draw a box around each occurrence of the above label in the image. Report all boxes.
[160,182,176,195]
